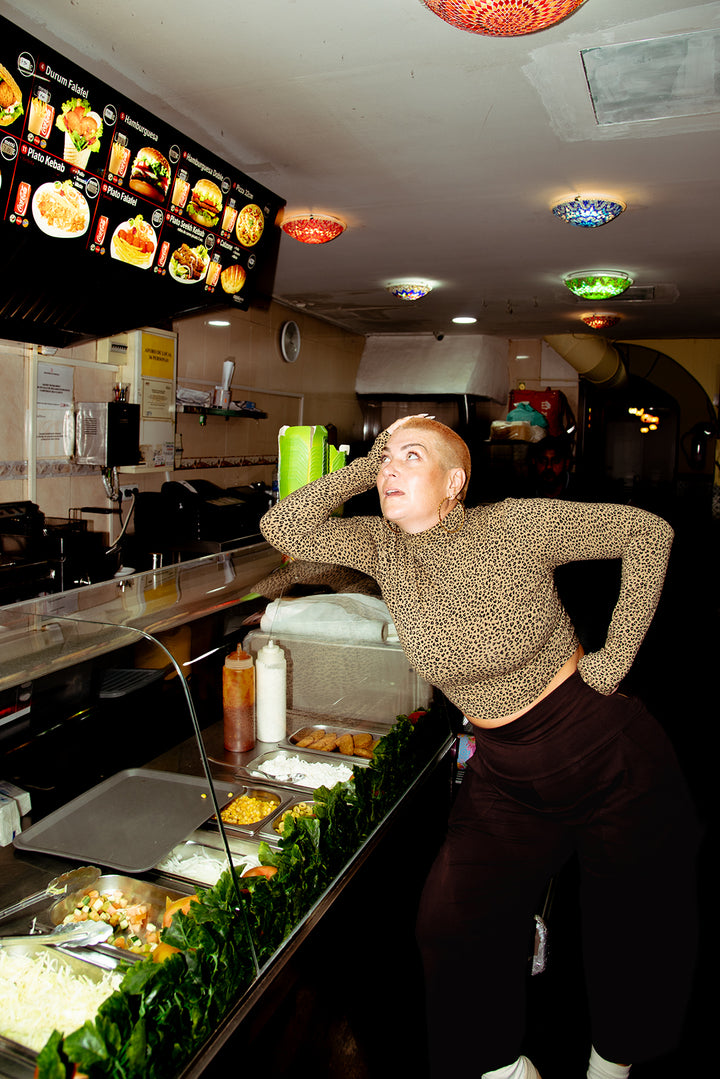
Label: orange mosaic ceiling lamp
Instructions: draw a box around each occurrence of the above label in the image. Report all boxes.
[581,314,620,330]
[420,0,587,36]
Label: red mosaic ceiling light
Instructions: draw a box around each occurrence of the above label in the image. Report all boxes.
[281,213,346,244]
[420,0,587,36]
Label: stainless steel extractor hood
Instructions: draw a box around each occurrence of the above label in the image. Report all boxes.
[356,334,508,403]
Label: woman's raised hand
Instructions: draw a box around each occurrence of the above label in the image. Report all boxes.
[385,413,435,435]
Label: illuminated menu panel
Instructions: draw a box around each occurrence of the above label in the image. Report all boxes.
[0,15,285,346]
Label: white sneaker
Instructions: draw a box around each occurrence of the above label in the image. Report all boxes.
[483,1056,542,1079]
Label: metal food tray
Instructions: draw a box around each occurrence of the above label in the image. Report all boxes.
[47,873,189,964]
[258,796,317,839]
[154,840,263,887]
[48,873,187,939]
[284,722,384,760]
[13,769,238,873]
[238,748,367,792]
[0,941,123,1072]
[189,826,278,859]
[206,785,289,837]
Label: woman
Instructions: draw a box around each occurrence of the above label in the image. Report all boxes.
[260,415,698,1079]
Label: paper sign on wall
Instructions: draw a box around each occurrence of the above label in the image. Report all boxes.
[36,362,75,458]
[141,332,176,380]
[141,378,174,420]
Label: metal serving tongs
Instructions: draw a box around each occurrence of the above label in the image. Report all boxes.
[0,920,113,950]
[0,865,101,925]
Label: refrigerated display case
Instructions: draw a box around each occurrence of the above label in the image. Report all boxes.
[0,546,454,1079]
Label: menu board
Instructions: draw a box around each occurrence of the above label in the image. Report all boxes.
[0,14,285,347]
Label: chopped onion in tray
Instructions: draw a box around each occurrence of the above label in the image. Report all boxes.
[0,949,122,1053]
[156,845,260,885]
[252,754,353,789]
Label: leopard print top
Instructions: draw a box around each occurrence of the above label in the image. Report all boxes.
[261,431,674,719]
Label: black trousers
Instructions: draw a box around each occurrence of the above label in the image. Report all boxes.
[416,673,699,1076]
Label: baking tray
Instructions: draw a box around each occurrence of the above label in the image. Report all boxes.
[13,769,238,873]
[239,748,367,791]
[285,722,383,760]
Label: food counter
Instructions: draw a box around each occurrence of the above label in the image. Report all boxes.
[0,550,455,1078]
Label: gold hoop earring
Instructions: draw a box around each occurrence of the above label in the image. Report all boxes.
[438,498,465,534]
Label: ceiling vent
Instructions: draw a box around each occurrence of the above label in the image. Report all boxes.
[605,286,656,303]
[582,30,720,126]
[571,285,679,304]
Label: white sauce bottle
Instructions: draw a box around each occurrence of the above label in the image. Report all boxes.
[255,639,287,742]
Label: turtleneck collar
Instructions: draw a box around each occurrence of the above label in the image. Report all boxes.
[398,501,465,553]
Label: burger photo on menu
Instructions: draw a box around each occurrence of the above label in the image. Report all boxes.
[187,178,223,228]
[110,215,157,268]
[55,98,103,169]
[169,242,210,283]
[128,147,171,203]
[0,64,23,127]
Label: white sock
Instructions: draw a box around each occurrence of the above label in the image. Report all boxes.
[587,1046,631,1079]
[483,1055,541,1079]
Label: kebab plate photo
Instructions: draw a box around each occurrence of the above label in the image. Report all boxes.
[169,242,210,283]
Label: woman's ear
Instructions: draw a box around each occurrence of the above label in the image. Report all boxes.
[448,468,467,500]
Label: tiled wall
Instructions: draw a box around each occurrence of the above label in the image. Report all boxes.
[0,338,120,539]
[174,301,365,491]
[0,302,365,544]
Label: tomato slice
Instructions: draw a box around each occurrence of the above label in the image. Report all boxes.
[162,894,200,928]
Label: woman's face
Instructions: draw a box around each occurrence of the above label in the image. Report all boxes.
[377,426,463,534]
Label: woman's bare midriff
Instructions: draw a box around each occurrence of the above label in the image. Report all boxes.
[465,645,584,730]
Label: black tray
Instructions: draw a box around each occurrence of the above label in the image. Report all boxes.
[13,769,237,873]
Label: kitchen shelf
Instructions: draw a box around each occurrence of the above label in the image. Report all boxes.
[117,464,173,474]
[178,405,267,423]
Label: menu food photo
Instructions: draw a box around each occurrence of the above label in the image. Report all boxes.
[0,13,284,346]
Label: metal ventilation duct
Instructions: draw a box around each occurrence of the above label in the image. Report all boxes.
[544,334,626,388]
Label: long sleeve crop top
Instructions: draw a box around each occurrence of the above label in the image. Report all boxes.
[260,432,674,720]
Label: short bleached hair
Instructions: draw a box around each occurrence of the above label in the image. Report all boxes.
[398,418,471,497]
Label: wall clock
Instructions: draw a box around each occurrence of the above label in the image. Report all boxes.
[280,320,301,363]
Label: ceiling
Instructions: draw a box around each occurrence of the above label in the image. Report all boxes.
[6,0,720,342]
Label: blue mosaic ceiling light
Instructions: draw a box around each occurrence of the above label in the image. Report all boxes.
[386,281,433,300]
[552,196,626,228]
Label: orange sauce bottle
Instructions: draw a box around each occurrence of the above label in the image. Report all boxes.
[223,650,255,752]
